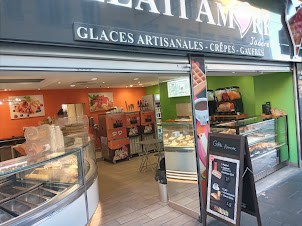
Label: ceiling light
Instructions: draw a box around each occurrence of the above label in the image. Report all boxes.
[86,87,89,88]
[38,88,41,90]
[70,84,75,87]
[139,84,143,86]
[138,81,140,83]
[91,78,98,81]
[107,87,110,88]
[4,89,7,91]
[130,85,133,87]
[232,72,235,74]
[102,82,105,83]
[58,81,61,84]
[260,72,264,74]
[0,102,2,105]
[133,78,139,80]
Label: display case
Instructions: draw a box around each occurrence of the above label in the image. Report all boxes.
[211,116,288,181]
[162,122,197,180]
[0,139,98,225]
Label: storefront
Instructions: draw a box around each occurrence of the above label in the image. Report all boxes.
[0,0,302,224]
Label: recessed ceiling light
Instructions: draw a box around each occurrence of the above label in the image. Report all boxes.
[133,78,139,80]
[91,78,98,81]
[70,84,75,87]
[86,87,89,88]
[139,84,143,86]
[4,89,7,91]
[232,72,235,74]
[107,87,110,88]
[102,82,105,83]
[130,85,133,87]
[38,88,41,90]
[260,72,264,74]
[58,81,61,84]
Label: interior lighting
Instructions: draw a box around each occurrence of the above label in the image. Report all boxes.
[70,84,76,87]
[130,85,133,87]
[91,78,98,81]
[133,78,139,80]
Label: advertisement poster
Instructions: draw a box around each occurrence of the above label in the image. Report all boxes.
[206,155,240,225]
[88,92,114,112]
[10,95,45,119]
[191,57,209,203]
[167,78,191,98]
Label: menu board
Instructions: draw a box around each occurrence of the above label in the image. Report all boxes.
[203,133,262,226]
[207,155,240,225]
[167,78,190,98]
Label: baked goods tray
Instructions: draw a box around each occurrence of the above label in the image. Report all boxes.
[250,143,287,159]
[247,134,276,147]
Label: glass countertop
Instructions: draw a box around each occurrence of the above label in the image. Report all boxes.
[0,140,94,178]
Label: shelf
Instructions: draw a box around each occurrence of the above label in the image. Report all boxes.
[250,143,287,159]
[248,134,276,146]
[164,146,195,152]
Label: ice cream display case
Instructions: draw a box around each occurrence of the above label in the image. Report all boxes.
[162,122,198,180]
[211,116,288,181]
[0,140,98,225]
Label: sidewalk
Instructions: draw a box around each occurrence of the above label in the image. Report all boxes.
[208,166,302,226]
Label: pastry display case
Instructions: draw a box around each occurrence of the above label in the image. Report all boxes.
[162,122,197,180]
[211,116,288,180]
[0,139,98,225]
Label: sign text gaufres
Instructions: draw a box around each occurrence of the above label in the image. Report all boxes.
[73,0,272,57]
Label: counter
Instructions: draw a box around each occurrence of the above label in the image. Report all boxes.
[0,139,98,225]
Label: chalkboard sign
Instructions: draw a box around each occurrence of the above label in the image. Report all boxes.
[203,133,261,226]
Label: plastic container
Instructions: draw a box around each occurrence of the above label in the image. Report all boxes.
[207,90,215,101]
[215,88,224,102]
[228,86,241,100]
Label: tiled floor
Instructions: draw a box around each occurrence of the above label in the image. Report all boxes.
[89,152,302,226]
[89,154,200,226]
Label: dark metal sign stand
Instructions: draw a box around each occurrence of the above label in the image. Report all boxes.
[203,133,262,226]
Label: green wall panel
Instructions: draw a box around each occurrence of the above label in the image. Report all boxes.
[254,72,297,163]
[145,85,159,95]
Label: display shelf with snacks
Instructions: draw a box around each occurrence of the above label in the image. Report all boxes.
[162,122,197,180]
[0,139,98,225]
[211,116,288,181]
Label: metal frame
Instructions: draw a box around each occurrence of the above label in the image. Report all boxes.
[293,63,302,168]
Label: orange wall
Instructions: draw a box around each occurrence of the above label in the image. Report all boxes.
[0,88,146,140]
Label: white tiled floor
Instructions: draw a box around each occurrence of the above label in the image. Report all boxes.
[89,154,201,226]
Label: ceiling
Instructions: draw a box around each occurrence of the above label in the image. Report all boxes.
[0,70,268,91]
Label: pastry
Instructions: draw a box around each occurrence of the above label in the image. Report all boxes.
[211,193,219,200]
[192,62,206,96]
[212,170,222,179]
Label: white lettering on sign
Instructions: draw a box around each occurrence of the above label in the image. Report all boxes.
[224,144,237,151]
[213,140,223,148]
[95,0,270,39]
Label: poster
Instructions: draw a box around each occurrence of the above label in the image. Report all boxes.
[10,95,45,119]
[191,57,209,203]
[88,92,113,112]
[167,78,190,98]
[206,154,240,225]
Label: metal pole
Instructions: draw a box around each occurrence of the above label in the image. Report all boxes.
[79,147,90,223]
[293,63,302,168]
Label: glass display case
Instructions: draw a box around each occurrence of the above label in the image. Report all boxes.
[162,122,197,180]
[0,139,98,225]
[211,116,288,180]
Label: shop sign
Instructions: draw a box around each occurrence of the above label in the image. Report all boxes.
[0,0,300,61]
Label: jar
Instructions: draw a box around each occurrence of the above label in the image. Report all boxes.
[207,90,215,101]
[215,88,224,102]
